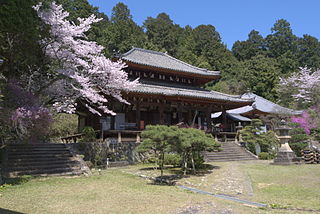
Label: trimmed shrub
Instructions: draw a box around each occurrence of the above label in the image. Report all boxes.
[164,154,181,167]
[79,126,96,143]
[289,128,309,156]
[258,152,272,160]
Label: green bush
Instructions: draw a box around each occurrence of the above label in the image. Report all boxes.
[258,152,272,160]
[289,128,309,156]
[49,113,78,141]
[240,119,279,155]
[311,128,320,142]
[144,155,157,163]
[78,141,108,167]
[137,125,219,176]
[79,126,96,143]
[163,154,181,166]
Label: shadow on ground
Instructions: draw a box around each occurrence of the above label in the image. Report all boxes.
[0,208,26,214]
[2,176,33,186]
[141,164,221,185]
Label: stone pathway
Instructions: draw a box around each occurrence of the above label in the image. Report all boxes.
[209,162,253,197]
[175,161,256,214]
[175,202,234,214]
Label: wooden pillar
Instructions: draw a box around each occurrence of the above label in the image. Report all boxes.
[206,105,213,132]
[136,100,141,130]
[187,109,192,126]
[159,103,164,125]
[136,132,141,143]
[177,103,183,123]
[117,131,122,143]
[222,109,227,131]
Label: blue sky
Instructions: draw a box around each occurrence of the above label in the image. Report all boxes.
[88,0,320,49]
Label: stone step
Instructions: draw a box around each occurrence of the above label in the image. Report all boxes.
[6,163,81,173]
[205,141,257,162]
[6,159,78,167]
[206,158,256,162]
[6,167,83,177]
[8,148,69,152]
[7,153,73,160]
[8,150,71,156]
[7,144,66,148]
[5,157,76,164]
[206,154,253,159]
[3,143,89,178]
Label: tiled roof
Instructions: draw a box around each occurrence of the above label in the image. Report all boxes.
[126,82,252,104]
[121,48,220,77]
[228,93,303,116]
[228,113,252,122]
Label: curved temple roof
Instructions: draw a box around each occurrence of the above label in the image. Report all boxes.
[212,93,302,118]
[230,93,303,116]
[121,48,220,77]
[126,82,253,104]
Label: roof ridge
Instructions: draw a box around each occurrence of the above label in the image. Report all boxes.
[122,47,220,74]
[163,52,213,72]
[123,47,166,57]
[142,83,251,100]
[244,93,301,113]
[210,90,251,99]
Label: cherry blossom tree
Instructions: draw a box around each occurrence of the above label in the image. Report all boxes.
[279,67,320,106]
[33,2,137,115]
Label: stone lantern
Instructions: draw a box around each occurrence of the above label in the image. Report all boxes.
[273,120,296,165]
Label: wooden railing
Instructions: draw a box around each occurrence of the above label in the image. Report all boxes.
[61,130,142,143]
[212,131,237,142]
[103,130,142,143]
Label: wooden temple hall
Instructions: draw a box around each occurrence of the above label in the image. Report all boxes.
[76,48,253,140]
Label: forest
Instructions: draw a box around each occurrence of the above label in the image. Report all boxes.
[1,0,320,142]
[2,0,320,105]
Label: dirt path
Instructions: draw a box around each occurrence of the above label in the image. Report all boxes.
[178,161,254,198]
[174,161,257,214]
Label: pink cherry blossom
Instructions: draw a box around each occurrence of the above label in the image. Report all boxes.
[279,67,320,103]
[33,2,137,116]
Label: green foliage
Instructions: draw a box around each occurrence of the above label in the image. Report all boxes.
[258,152,272,160]
[144,13,180,56]
[79,126,97,143]
[137,125,219,176]
[137,125,179,176]
[49,113,78,140]
[163,154,181,167]
[311,128,320,142]
[239,55,280,101]
[289,127,309,156]
[0,0,45,80]
[78,141,108,167]
[107,3,146,55]
[240,119,279,155]
[232,30,266,61]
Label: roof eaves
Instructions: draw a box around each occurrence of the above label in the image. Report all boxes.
[121,48,221,77]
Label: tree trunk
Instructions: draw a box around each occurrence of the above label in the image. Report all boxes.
[160,151,164,177]
[191,151,196,174]
[183,152,188,176]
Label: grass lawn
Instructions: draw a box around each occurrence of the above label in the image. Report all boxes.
[242,161,320,211]
[0,161,320,214]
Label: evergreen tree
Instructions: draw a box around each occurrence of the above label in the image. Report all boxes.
[232,30,266,61]
[0,0,44,80]
[297,35,320,69]
[108,3,146,55]
[240,55,280,101]
[144,13,181,55]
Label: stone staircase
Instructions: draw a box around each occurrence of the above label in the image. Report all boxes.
[205,141,257,162]
[2,143,90,178]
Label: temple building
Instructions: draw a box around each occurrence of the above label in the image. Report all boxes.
[212,92,303,132]
[76,48,253,140]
